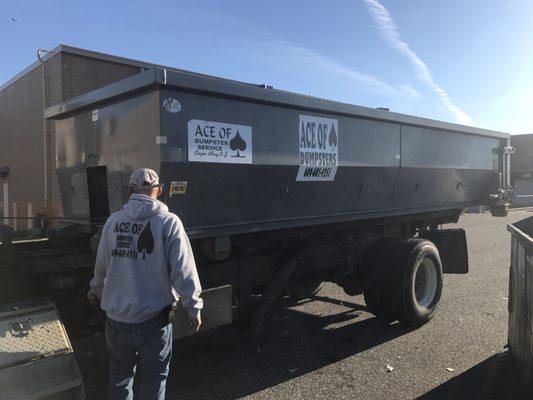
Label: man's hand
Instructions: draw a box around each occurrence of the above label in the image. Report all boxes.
[87,290,100,306]
[187,312,202,334]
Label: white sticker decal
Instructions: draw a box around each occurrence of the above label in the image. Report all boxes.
[188,120,252,164]
[163,98,181,113]
[296,115,338,181]
[91,109,99,122]
[156,136,167,144]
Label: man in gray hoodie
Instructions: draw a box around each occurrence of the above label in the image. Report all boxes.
[87,168,203,400]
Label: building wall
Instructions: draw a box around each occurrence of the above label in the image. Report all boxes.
[61,52,141,100]
[0,62,49,230]
[514,177,533,207]
[511,134,533,207]
[511,134,533,174]
[0,49,143,230]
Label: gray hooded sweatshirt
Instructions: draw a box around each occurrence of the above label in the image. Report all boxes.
[90,193,203,323]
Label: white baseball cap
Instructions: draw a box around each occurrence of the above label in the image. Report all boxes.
[129,168,162,189]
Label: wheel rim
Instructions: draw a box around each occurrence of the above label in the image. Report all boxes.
[413,257,439,308]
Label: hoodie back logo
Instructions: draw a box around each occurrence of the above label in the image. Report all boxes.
[137,221,154,260]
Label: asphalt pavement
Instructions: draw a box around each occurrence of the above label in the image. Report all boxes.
[75,209,530,399]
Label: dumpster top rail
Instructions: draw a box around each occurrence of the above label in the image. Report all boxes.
[508,215,533,254]
[45,67,509,140]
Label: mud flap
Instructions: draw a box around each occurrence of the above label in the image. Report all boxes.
[421,229,468,274]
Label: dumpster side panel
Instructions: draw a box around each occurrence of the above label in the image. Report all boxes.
[55,86,505,235]
[158,89,402,231]
[516,244,527,379]
[508,236,519,358]
[390,126,502,208]
[525,255,533,396]
[156,88,502,235]
[55,91,161,220]
[508,217,533,399]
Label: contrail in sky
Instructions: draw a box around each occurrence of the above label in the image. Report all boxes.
[193,11,422,104]
[362,0,473,125]
[254,39,422,102]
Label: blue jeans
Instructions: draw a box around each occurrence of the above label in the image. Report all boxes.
[105,312,173,400]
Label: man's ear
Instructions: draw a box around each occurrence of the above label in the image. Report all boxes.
[157,186,163,197]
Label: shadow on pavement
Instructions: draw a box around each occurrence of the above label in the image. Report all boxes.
[74,295,412,400]
[417,353,523,400]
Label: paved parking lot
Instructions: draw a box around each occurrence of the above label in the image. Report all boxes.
[75,209,530,399]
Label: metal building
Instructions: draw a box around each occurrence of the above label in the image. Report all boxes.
[511,134,533,207]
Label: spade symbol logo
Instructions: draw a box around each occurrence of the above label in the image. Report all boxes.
[137,221,154,260]
[230,131,247,158]
[328,124,338,148]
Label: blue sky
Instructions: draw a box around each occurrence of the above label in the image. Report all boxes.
[1,0,532,133]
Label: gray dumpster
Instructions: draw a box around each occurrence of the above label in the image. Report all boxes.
[508,216,533,398]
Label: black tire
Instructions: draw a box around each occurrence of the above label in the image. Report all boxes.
[363,238,443,327]
[363,238,401,323]
[287,275,323,300]
[388,239,443,327]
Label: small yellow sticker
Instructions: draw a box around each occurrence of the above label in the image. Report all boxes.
[170,181,187,196]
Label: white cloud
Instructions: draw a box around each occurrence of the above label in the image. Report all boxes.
[362,0,473,125]
[251,38,422,102]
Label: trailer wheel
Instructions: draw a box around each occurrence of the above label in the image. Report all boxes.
[287,275,323,300]
[363,238,400,323]
[393,239,443,327]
